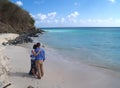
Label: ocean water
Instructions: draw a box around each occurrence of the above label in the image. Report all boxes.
[38,27,120,72]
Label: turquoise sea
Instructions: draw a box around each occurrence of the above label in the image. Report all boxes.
[38,27,120,72]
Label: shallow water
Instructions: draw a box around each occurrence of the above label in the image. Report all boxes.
[38,27,120,72]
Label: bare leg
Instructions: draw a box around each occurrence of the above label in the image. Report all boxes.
[32,68,36,76]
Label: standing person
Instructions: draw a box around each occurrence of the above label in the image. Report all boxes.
[29,44,37,76]
[35,42,45,79]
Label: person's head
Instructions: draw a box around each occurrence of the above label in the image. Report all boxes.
[33,44,37,49]
[36,42,41,47]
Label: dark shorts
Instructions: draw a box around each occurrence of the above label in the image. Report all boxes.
[31,59,36,68]
[29,59,36,75]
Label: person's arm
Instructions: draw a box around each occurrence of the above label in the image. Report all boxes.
[32,49,41,56]
[36,50,41,56]
[31,50,37,56]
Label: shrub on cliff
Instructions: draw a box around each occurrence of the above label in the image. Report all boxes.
[0,0,40,34]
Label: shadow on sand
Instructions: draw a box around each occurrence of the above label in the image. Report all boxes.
[8,71,34,79]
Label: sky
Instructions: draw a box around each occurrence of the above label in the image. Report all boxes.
[11,0,120,27]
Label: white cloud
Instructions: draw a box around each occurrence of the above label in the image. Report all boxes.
[31,11,120,27]
[54,19,58,23]
[78,18,120,27]
[67,11,79,23]
[31,11,80,26]
[48,12,57,19]
[67,11,79,18]
[36,14,47,21]
[16,1,23,6]
[32,12,57,21]
[115,19,120,23]
[109,0,116,3]
[30,13,35,18]
[61,18,65,23]
[31,12,57,26]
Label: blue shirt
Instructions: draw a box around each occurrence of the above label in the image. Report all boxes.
[35,47,45,60]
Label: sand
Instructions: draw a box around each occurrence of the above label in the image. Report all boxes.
[0,33,19,88]
[2,43,120,88]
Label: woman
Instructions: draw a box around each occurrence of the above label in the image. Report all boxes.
[29,44,37,76]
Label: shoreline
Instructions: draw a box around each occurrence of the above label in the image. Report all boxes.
[28,42,120,73]
[37,43,120,73]
[3,43,120,88]
[1,33,120,88]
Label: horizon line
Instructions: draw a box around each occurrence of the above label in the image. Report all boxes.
[40,26,120,29]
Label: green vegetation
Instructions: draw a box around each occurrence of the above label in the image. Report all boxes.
[0,0,40,34]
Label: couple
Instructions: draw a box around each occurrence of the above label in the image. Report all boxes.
[29,42,45,79]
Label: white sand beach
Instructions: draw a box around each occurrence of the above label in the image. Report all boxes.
[0,33,19,88]
[1,33,120,88]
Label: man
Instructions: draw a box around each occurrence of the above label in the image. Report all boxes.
[34,42,45,79]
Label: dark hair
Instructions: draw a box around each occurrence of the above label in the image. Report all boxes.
[33,44,37,49]
[36,42,41,47]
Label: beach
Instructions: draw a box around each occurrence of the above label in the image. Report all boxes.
[0,33,18,88]
[1,33,120,88]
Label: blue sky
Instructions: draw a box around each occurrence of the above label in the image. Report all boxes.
[11,0,120,27]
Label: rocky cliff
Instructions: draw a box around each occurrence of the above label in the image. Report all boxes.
[0,0,43,34]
